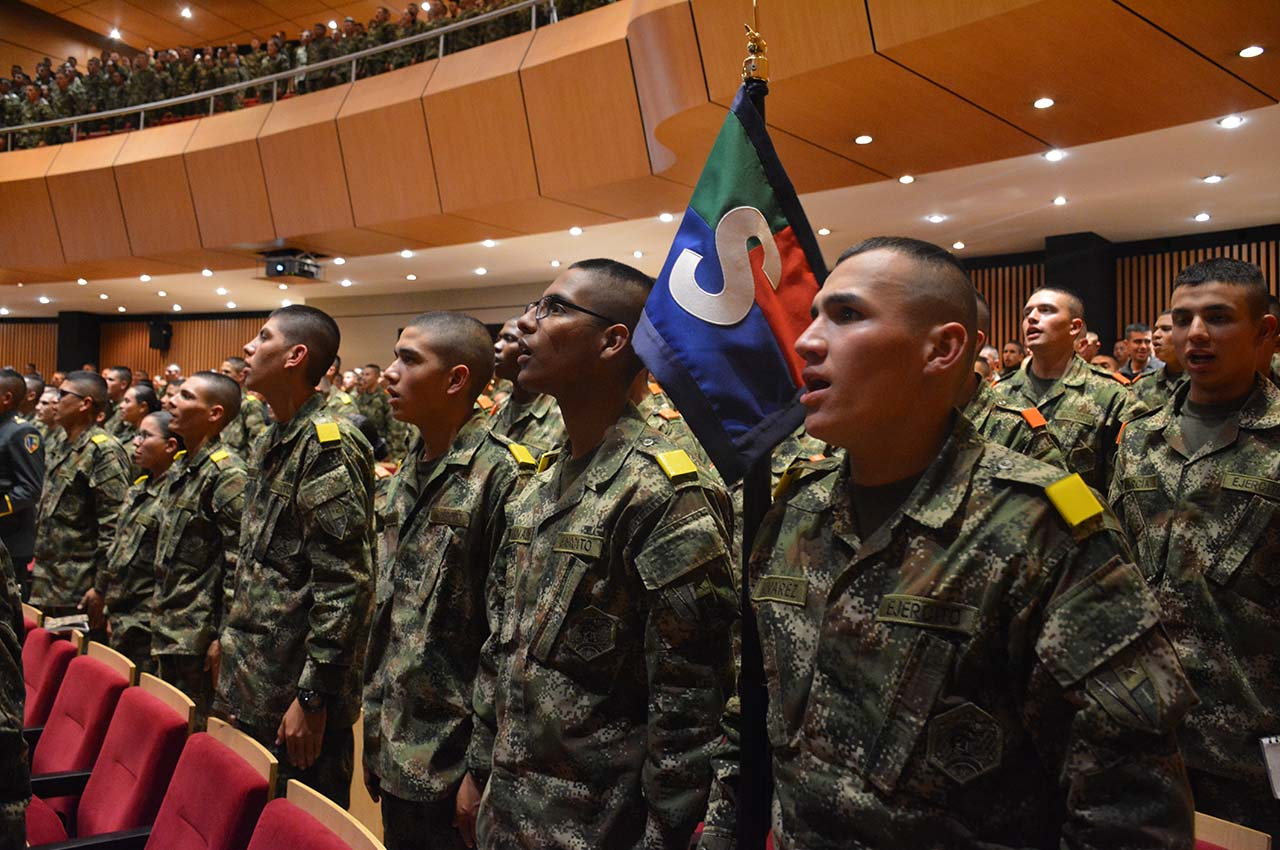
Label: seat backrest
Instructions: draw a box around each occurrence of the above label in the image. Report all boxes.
[31,653,130,774]
[145,733,271,850]
[1195,812,1271,850]
[248,781,384,850]
[22,628,77,727]
[74,682,191,837]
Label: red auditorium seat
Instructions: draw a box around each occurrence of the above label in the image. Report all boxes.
[21,602,42,643]
[25,673,195,846]
[247,780,384,850]
[22,628,79,726]
[30,642,136,825]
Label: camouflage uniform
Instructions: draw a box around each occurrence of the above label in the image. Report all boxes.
[323,386,357,419]
[0,542,27,850]
[1131,365,1186,412]
[217,393,375,806]
[732,416,1195,849]
[356,387,394,445]
[31,426,129,612]
[16,96,55,148]
[486,392,564,459]
[966,378,1068,467]
[220,392,269,458]
[98,472,165,673]
[473,406,737,850]
[1111,376,1280,837]
[995,354,1146,492]
[154,439,246,722]
[363,416,529,849]
[770,423,829,491]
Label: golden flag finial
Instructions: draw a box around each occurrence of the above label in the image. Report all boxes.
[742,9,768,83]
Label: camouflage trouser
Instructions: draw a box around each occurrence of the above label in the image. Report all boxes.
[108,622,155,676]
[243,721,354,809]
[157,654,214,727]
[0,798,26,850]
[1190,768,1280,840]
[382,791,465,850]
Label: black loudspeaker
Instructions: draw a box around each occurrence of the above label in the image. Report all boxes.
[149,320,173,351]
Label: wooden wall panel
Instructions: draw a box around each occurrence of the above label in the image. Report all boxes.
[45,133,132,263]
[114,121,203,259]
[0,2,113,82]
[257,84,354,239]
[0,321,58,376]
[969,258,1045,352]
[99,317,267,379]
[0,146,65,271]
[183,106,277,249]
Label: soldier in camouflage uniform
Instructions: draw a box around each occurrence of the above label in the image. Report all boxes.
[363,313,531,850]
[258,39,291,100]
[995,287,1147,492]
[1111,258,1280,838]
[92,411,181,674]
[156,373,247,724]
[34,388,63,462]
[32,371,129,617]
[355,364,394,445]
[113,383,161,449]
[713,237,1195,849]
[487,317,565,458]
[219,357,269,457]
[217,306,375,807]
[16,85,55,149]
[466,260,737,850]
[80,57,110,114]
[0,541,27,850]
[632,374,720,482]
[392,5,433,68]
[99,365,132,438]
[1132,308,1186,411]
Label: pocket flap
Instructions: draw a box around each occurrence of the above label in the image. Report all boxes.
[634,506,728,591]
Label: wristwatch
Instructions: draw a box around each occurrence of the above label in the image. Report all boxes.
[297,688,327,714]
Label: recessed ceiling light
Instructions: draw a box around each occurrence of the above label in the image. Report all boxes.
[201,268,213,277]
[1239,45,1265,59]
[15,283,21,288]
[817,228,831,236]
[226,301,237,309]
[399,249,413,259]
[569,226,583,236]
[180,7,192,18]
[99,293,109,300]
[658,212,675,223]
[157,290,167,297]
[1043,149,1066,162]
[328,19,337,29]
[482,239,497,248]
[854,134,873,145]
[332,257,346,265]
[1203,174,1224,184]
[633,250,643,259]
[278,283,288,290]
[898,175,914,184]
[38,297,51,304]
[1052,195,1067,206]
[952,241,966,250]
[0,308,8,316]
[215,287,228,296]
[550,260,561,268]
[1217,115,1246,129]
[117,306,126,313]
[1194,212,1211,222]
[281,299,292,307]
[109,28,120,39]
[926,214,947,223]
[406,274,417,281]
[77,278,88,286]
[139,274,151,282]
[1033,97,1055,109]
[474,267,488,276]
[339,279,353,287]
[173,304,182,312]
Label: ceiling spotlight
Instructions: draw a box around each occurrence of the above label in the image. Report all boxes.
[926,214,947,224]
[1217,115,1246,129]
[15,283,21,288]
[328,19,337,29]
[339,279,353,287]
[482,239,497,248]
[77,278,88,286]
[898,175,915,184]
[109,28,121,39]
[1203,174,1224,184]
[1239,45,1265,59]
[1043,149,1066,162]
[817,228,831,236]
[180,7,192,18]
[399,249,413,258]
[1194,212,1211,222]
[474,267,488,276]
[952,241,966,250]
[140,274,151,282]
[550,260,561,268]
[117,306,126,313]
[201,268,213,277]
[99,293,109,300]
[569,226,583,236]
[0,308,8,316]
[226,301,237,309]
[281,299,292,307]
[658,212,675,223]
[173,304,182,312]
[38,296,51,304]
[215,287,228,296]
[157,290,167,297]
[633,250,643,259]
[406,274,417,281]
[1052,195,1067,205]
[278,283,288,290]
[854,135,873,145]
[1033,97,1055,109]
[333,257,346,265]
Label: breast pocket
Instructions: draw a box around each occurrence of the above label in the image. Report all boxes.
[1051,411,1097,474]
[1207,489,1280,608]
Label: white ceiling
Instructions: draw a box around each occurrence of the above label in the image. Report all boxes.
[3,100,1279,319]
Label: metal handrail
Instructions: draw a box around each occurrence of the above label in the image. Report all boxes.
[3,0,557,150]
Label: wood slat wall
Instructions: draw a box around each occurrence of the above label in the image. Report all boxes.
[969,259,1046,352]
[1116,238,1280,337]
[0,322,58,376]
[99,317,266,381]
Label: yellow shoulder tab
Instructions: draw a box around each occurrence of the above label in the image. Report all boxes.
[315,421,342,443]
[338,392,352,404]
[173,449,188,461]
[656,449,698,481]
[91,433,109,444]
[507,442,536,470]
[134,474,149,485]
[210,448,230,463]
[1044,473,1104,528]
[243,395,259,405]
[537,448,561,474]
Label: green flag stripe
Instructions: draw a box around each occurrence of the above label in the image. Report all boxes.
[688,111,789,233]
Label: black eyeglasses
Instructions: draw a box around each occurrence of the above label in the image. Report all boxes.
[56,388,87,401]
[525,294,621,326]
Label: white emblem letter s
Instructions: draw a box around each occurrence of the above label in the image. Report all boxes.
[669,206,782,326]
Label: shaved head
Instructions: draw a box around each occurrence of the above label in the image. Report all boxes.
[189,370,242,422]
[407,311,495,404]
[1029,287,1084,321]
[567,258,654,377]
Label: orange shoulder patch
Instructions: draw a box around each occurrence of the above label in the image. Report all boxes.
[657,408,681,421]
[1020,407,1047,429]
[1116,421,1128,445]
[1111,371,1132,386]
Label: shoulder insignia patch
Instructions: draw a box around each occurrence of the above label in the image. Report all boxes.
[1045,473,1104,528]
[1020,407,1047,430]
[173,449,188,461]
[507,442,536,470]
[648,380,662,395]
[91,433,109,444]
[657,407,681,421]
[315,421,342,443]
[24,433,39,454]
[210,448,230,463]
[338,392,352,404]
[1110,371,1132,386]
[537,448,561,474]
[244,395,259,405]
[655,449,698,481]
[134,474,149,485]
[476,395,494,410]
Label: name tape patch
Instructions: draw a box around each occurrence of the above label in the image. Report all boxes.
[509,526,532,545]
[1122,474,1159,493]
[429,507,470,528]
[1221,473,1280,502]
[752,574,808,607]
[876,594,979,635]
[554,532,604,558]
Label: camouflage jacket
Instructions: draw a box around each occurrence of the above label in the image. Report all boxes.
[770,423,829,491]
[153,438,245,657]
[994,354,1146,492]
[217,393,375,734]
[738,417,1195,850]
[32,426,129,608]
[965,377,1067,467]
[1131,365,1186,412]
[486,392,565,458]
[0,542,27,816]
[220,393,269,458]
[356,388,394,442]
[100,473,166,658]
[637,389,719,483]
[1110,376,1280,788]
[475,406,737,850]
[322,386,357,419]
[363,416,529,801]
